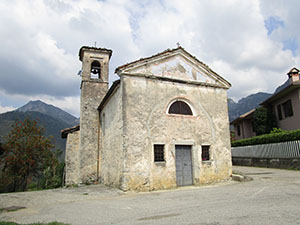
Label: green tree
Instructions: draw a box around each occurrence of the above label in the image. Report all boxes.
[0,118,59,192]
[253,107,277,135]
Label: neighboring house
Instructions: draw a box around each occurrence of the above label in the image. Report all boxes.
[230,67,300,140]
[62,46,232,191]
[261,67,300,131]
[230,109,256,140]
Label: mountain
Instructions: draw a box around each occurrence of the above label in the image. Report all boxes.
[17,100,78,126]
[0,101,79,157]
[228,92,272,122]
[0,111,71,154]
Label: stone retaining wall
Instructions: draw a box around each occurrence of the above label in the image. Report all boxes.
[232,157,300,170]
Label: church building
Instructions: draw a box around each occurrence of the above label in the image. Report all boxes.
[62,46,232,191]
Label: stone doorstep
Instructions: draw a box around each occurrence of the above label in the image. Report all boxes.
[231,172,253,182]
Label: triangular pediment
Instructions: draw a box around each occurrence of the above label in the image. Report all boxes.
[115,47,231,89]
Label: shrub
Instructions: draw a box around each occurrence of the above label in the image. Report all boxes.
[231,129,300,147]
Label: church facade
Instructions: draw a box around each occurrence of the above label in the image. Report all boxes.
[62,46,232,191]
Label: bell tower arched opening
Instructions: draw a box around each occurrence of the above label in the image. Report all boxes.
[91,60,101,79]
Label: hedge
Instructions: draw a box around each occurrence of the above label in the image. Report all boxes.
[231,129,300,147]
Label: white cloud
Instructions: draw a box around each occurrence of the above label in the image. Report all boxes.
[0,104,15,114]
[129,0,300,99]
[0,0,300,111]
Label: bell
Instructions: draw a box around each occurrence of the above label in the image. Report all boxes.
[91,68,99,74]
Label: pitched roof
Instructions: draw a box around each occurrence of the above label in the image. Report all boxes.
[98,79,121,112]
[115,46,231,88]
[61,125,80,139]
[261,80,300,106]
[230,109,256,125]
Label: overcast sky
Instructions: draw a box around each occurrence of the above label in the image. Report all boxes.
[0,0,299,117]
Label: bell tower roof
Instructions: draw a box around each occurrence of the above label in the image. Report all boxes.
[79,46,113,61]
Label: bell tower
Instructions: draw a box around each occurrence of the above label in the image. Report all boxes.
[78,46,112,183]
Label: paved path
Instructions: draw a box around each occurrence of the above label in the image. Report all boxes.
[1,166,300,225]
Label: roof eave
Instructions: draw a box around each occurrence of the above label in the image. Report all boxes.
[79,46,113,61]
[98,79,121,112]
[115,47,231,88]
[260,83,300,106]
[61,125,80,139]
[118,72,230,89]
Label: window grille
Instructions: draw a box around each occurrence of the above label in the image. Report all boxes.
[154,144,165,162]
[169,101,193,115]
[202,145,210,161]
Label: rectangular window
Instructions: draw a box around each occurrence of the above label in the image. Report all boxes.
[282,99,293,118]
[251,121,255,132]
[277,104,283,120]
[237,124,241,136]
[202,145,210,161]
[154,144,165,162]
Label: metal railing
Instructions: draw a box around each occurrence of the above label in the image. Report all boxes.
[231,140,300,158]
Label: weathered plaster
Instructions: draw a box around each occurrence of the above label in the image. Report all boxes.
[128,54,218,85]
[118,74,232,191]
[99,84,124,188]
[65,46,232,191]
[65,130,80,185]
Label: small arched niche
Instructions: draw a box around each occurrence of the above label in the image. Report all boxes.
[90,60,101,79]
[167,100,193,116]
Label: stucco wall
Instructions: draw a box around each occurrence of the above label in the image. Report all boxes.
[99,84,124,188]
[120,75,232,191]
[65,130,80,185]
[234,120,256,140]
[274,89,300,130]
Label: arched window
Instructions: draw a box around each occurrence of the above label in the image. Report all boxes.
[168,100,193,115]
[90,60,101,79]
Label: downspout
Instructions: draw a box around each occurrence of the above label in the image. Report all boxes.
[97,109,101,180]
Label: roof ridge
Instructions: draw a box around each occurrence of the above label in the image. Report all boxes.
[115,46,183,73]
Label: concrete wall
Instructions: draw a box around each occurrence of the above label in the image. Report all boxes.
[99,84,124,188]
[274,89,300,131]
[65,130,80,185]
[120,75,232,191]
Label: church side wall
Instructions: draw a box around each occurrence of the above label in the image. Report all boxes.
[121,75,232,191]
[65,130,80,185]
[99,85,124,188]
